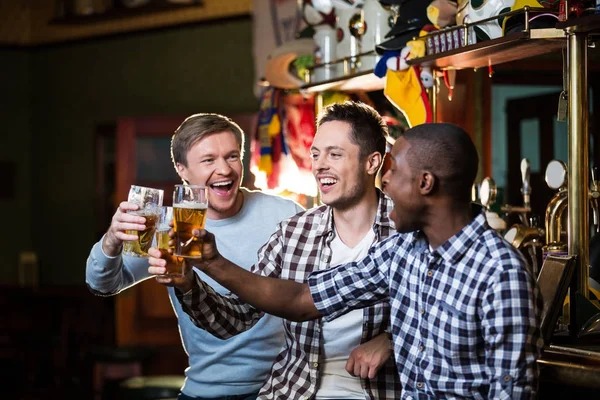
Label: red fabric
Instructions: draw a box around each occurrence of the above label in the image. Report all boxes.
[415,66,433,124]
[283,94,315,172]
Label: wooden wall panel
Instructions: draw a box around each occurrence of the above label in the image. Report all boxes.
[437,69,492,180]
[0,1,32,45]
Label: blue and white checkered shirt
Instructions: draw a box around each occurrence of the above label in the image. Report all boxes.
[309,211,544,399]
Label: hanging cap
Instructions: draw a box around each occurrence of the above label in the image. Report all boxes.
[502,0,559,36]
[376,0,433,54]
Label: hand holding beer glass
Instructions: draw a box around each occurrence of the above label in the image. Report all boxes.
[123,185,164,257]
[173,184,208,259]
[155,206,185,277]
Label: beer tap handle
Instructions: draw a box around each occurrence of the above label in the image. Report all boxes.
[593,202,599,232]
[521,158,531,208]
[530,215,540,228]
[592,166,599,191]
[591,166,600,232]
[471,183,479,203]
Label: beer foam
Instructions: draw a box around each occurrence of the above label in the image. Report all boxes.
[130,208,161,217]
[174,201,208,210]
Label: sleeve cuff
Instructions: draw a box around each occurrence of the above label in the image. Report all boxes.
[307,270,347,322]
[99,234,122,259]
[175,272,206,306]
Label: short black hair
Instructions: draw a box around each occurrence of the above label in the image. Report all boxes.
[317,101,388,160]
[403,123,479,203]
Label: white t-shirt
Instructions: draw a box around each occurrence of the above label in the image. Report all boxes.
[316,227,377,399]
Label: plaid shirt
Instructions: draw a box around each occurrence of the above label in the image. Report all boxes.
[309,210,544,399]
[178,191,401,400]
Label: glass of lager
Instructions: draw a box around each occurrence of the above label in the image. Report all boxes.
[123,185,164,258]
[155,206,185,277]
[173,184,208,259]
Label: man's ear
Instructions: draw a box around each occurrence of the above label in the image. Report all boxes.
[176,162,189,182]
[419,171,435,195]
[366,152,383,176]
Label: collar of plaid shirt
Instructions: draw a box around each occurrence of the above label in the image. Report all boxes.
[314,189,396,239]
[410,203,486,264]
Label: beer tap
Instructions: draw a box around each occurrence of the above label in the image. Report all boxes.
[543,162,600,256]
[542,162,600,329]
[501,158,532,226]
[543,160,569,256]
[479,177,496,210]
[479,177,507,231]
[504,222,544,275]
[590,166,600,234]
[502,159,545,275]
[521,158,532,211]
[471,182,479,203]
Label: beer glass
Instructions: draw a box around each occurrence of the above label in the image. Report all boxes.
[173,184,208,259]
[155,206,185,277]
[123,185,164,257]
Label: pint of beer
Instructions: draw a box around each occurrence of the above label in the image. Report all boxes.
[123,210,160,257]
[155,206,185,277]
[123,185,164,258]
[173,185,208,259]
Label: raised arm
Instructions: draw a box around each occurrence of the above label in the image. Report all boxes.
[86,201,153,295]
[147,228,321,322]
[173,272,268,339]
[198,255,320,322]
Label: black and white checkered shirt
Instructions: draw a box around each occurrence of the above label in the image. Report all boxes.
[177,191,401,399]
[309,210,544,399]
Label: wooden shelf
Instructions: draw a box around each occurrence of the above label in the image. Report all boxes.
[556,14,600,34]
[301,70,385,93]
[296,13,600,92]
[299,10,600,92]
[407,28,566,70]
[50,0,204,25]
[299,28,567,92]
